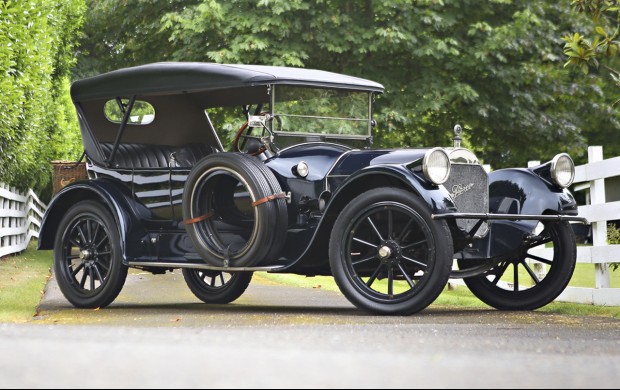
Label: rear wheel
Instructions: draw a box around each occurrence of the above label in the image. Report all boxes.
[329,188,453,315]
[458,221,576,310]
[53,201,127,308]
[183,269,252,304]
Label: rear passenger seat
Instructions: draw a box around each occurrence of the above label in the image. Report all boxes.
[99,143,214,169]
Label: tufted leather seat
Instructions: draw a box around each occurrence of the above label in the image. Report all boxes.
[99,143,213,169]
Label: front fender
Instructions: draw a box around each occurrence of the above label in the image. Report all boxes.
[38,179,150,264]
[276,164,457,275]
[465,168,579,260]
[328,164,458,216]
[489,168,578,218]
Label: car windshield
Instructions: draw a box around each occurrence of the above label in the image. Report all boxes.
[271,86,371,139]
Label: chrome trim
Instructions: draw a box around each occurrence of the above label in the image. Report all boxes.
[422,148,451,185]
[273,131,369,140]
[446,148,480,165]
[276,141,353,154]
[128,261,285,272]
[551,153,575,188]
[275,113,370,122]
[295,161,309,178]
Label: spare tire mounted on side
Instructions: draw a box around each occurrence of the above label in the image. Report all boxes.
[183,153,288,268]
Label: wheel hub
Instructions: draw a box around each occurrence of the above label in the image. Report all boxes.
[378,241,404,265]
[79,249,93,261]
[378,246,392,259]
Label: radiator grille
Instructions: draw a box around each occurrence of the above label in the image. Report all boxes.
[444,164,489,237]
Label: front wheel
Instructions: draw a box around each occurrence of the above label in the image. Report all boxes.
[183,269,253,304]
[458,221,576,310]
[329,188,453,315]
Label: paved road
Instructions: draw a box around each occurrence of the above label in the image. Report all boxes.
[1,271,619,388]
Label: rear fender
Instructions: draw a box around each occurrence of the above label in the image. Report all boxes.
[38,179,150,264]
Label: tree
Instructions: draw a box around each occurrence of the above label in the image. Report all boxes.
[0,0,85,194]
[74,0,202,79]
[563,0,620,158]
[160,0,613,167]
[563,0,620,77]
[75,0,620,168]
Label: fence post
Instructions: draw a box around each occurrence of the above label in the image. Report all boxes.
[589,146,611,289]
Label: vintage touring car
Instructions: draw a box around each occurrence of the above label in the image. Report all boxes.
[39,63,586,315]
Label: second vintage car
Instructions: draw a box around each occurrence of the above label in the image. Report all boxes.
[39,62,586,315]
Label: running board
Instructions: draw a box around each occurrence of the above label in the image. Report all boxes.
[432,213,588,224]
[127,261,286,272]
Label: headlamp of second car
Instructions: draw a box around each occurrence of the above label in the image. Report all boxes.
[550,153,575,188]
[423,148,451,185]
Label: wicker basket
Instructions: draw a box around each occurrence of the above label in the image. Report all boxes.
[52,161,88,195]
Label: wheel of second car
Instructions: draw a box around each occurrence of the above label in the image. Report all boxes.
[183,153,288,267]
[182,269,253,304]
[458,221,576,311]
[53,200,128,309]
[329,188,453,315]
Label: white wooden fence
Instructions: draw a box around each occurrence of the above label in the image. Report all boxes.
[551,146,620,306]
[0,184,47,258]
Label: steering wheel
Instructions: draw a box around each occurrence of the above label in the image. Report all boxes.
[232,114,271,156]
[232,121,267,156]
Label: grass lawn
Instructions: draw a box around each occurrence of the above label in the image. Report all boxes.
[0,242,53,323]
[569,264,620,288]
[258,263,620,319]
[1,242,619,322]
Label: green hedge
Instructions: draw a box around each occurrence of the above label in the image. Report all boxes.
[0,0,85,196]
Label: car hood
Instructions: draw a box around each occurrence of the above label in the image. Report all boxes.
[329,148,430,176]
[267,144,432,181]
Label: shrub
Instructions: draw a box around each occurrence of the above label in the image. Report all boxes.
[608,223,620,271]
[0,0,85,193]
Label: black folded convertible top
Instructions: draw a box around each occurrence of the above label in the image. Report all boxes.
[71,62,385,102]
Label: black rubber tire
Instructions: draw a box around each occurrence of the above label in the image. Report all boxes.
[329,188,453,315]
[53,200,128,309]
[183,153,287,267]
[183,269,253,304]
[459,221,576,311]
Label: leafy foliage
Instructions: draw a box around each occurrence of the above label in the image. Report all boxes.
[0,0,85,194]
[563,0,620,74]
[563,0,620,158]
[73,0,202,79]
[71,1,620,168]
[76,0,619,168]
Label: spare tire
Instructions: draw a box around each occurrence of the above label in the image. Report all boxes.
[182,153,288,267]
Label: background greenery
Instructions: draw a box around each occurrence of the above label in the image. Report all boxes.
[3,0,620,200]
[0,0,85,198]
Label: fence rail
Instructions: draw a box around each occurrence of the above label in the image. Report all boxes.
[0,184,47,258]
[553,146,620,306]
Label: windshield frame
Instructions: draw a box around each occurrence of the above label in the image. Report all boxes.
[269,85,374,141]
